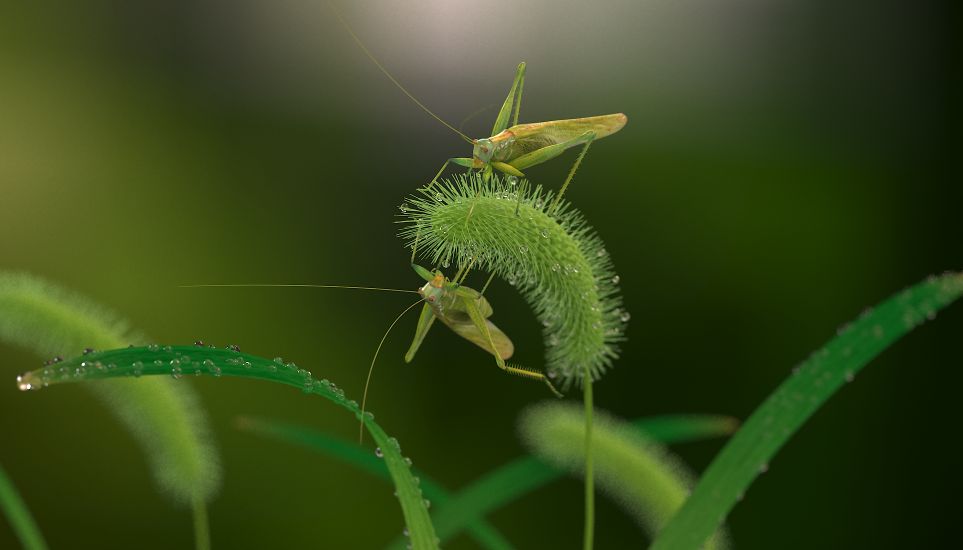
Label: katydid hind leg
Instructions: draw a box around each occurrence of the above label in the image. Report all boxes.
[508,130,595,171]
[491,62,526,136]
[549,131,596,214]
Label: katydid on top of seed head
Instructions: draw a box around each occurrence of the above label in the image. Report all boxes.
[327,3,627,209]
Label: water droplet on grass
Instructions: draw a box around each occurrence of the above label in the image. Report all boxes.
[375,447,384,458]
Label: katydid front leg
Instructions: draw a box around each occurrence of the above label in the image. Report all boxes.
[404,303,437,363]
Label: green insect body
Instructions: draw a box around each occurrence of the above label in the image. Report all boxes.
[441,62,627,195]
[401,172,627,388]
[405,263,562,396]
[327,4,626,201]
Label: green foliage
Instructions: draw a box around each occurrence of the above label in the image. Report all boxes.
[400,173,626,387]
[0,463,47,550]
[236,416,511,550]
[236,414,736,550]
[402,413,736,548]
[652,272,963,550]
[519,403,729,549]
[0,272,220,505]
[16,345,440,550]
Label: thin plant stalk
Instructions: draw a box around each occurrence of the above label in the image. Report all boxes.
[0,463,48,550]
[192,495,210,550]
[582,369,595,550]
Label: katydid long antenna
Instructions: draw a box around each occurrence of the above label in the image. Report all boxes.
[181,282,425,445]
[359,299,424,443]
[326,1,475,145]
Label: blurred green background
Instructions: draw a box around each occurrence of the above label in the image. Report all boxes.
[1,0,959,548]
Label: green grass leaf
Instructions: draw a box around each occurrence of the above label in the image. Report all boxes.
[235,413,735,550]
[0,463,48,550]
[15,345,439,550]
[0,272,220,505]
[519,403,730,549]
[236,416,512,550]
[652,272,963,550]
[396,413,737,548]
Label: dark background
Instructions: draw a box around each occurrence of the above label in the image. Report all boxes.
[1,0,959,548]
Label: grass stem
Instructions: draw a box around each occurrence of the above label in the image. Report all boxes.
[0,464,48,550]
[582,368,595,550]
[192,496,210,550]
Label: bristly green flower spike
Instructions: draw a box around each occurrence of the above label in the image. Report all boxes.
[400,172,627,388]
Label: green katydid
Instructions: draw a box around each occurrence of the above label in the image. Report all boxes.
[406,263,562,397]
[182,262,563,440]
[328,3,627,209]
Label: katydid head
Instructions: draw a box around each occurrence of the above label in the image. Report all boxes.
[473,138,495,164]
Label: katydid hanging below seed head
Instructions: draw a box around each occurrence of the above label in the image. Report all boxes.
[327,2,627,207]
[181,266,561,442]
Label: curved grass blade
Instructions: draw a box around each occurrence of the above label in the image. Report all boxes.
[0,463,48,550]
[15,345,439,550]
[236,416,511,550]
[386,414,737,549]
[519,403,729,549]
[652,272,963,550]
[0,271,219,547]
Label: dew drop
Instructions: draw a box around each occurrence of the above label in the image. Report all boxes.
[171,366,183,379]
[620,311,631,322]
[611,275,620,284]
[596,249,606,258]
[540,229,549,239]
[132,361,144,377]
[507,175,518,187]
[375,447,384,458]
[403,527,409,538]
[434,192,443,202]
[404,457,413,466]
[82,347,95,355]
[194,340,205,346]
[424,499,431,509]
[551,263,560,272]
[52,356,63,363]
[759,463,769,474]
[17,375,32,391]
[228,344,240,352]
[519,245,527,253]
[844,370,855,383]
[212,367,222,377]
[273,357,284,365]
[399,203,409,213]
[203,359,215,368]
